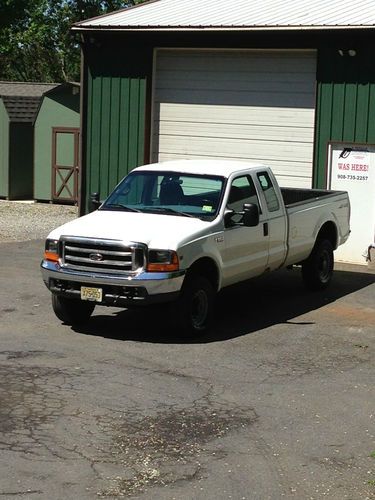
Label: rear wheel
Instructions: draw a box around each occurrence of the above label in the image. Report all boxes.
[52,294,95,325]
[302,239,334,291]
[176,275,215,337]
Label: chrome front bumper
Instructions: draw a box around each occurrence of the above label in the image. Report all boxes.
[41,260,186,305]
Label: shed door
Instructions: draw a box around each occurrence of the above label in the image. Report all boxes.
[52,127,79,203]
[152,49,316,188]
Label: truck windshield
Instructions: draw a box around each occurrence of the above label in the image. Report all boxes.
[101,171,225,220]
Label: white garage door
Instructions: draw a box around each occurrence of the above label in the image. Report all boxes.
[152,49,317,188]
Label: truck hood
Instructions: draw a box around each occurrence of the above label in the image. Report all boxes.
[47,209,214,250]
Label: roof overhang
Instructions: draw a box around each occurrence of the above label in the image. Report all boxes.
[71,0,375,34]
[73,25,375,33]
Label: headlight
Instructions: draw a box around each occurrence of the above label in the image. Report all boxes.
[44,239,59,262]
[147,250,179,272]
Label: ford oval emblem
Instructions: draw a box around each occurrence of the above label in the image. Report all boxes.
[89,253,104,262]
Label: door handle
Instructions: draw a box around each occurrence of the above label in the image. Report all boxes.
[263,223,269,237]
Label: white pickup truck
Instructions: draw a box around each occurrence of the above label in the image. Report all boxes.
[41,160,350,335]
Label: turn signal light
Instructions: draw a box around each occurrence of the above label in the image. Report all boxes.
[44,239,59,262]
[147,250,179,272]
[44,251,59,262]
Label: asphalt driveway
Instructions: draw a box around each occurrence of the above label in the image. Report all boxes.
[0,239,374,499]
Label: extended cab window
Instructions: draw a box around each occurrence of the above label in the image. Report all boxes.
[257,172,280,212]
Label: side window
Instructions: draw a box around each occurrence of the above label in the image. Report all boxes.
[257,172,280,212]
[227,175,260,224]
[227,175,260,214]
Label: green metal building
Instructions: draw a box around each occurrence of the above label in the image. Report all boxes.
[0,82,56,200]
[34,83,80,203]
[72,0,375,215]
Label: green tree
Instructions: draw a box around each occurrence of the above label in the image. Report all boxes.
[0,0,147,82]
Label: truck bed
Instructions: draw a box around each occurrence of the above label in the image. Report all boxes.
[281,187,346,207]
[280,187,350,267]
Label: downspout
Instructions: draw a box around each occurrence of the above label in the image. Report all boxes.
[78,34,87,216]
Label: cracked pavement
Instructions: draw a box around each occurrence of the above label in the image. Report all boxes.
[0,239,374,499]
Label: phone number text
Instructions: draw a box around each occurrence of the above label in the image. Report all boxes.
[336,174,368,181]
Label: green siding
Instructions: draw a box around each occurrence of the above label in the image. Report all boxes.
[56,132,75,166]
[34,92,80,201]
[0,99,9,197]
[85,73,146,212]
[83,45,149,213]
[314,47,375,188]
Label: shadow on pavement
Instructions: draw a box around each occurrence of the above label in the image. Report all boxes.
[72,268,375,344]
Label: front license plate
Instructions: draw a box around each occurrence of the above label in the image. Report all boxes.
[81,286,103,302]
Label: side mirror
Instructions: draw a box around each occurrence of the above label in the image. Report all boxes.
[242,203,259,227]
[224,209,236,227]
[90,192,101,212]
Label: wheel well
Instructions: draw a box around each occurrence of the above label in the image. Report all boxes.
[316,222,338,249]
[187,258,220,291]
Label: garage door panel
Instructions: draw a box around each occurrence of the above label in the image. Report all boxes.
[158,152,312,188]
[157,51,316,74]
[157,69,315,86]
[154,121,314,143]
[155,89,314,109]
[153,49,316,187]
[156,80,315,97]
[157,134,312,159]
[155,103,315,127]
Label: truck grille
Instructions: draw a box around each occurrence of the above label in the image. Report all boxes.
[61,237,145,275]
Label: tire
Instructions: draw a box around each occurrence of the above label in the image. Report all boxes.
[302,239,334,291]
[176,275,215,337]
[52,294,95,325]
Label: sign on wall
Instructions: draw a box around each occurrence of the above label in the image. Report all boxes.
[327,143,375,264]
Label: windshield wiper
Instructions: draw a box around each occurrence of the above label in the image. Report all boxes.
[101,204,142,213]
[144,207,194,218]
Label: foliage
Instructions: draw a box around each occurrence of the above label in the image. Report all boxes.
[0,0,147,82]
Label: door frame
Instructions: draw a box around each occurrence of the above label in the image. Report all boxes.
[51,126,80,203]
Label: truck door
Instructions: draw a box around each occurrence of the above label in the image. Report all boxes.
[256,171,288,270]
[221,174,269,285]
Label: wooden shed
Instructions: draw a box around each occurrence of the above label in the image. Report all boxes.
[34,83,80,203]
[0,82,57,200]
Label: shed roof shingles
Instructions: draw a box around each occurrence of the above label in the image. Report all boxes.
[0,81,58,97]
[2,96,41,122]
[0,82,59,122]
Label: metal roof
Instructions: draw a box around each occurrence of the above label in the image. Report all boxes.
[73,0,375,31]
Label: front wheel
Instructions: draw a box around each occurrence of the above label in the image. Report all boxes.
[175,275,215,337]
[302,239,334,291]
[52,294,95,325]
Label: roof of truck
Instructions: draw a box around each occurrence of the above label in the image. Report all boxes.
[134,159,267,178]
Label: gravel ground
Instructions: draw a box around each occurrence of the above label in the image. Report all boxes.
[0,201,78,242]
